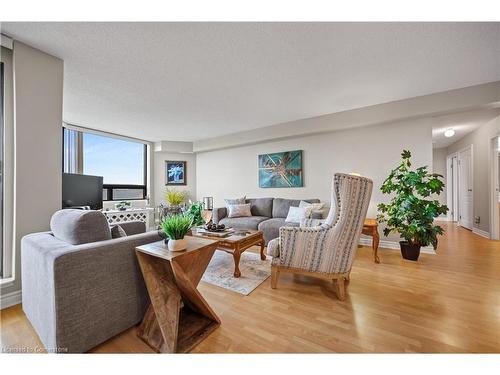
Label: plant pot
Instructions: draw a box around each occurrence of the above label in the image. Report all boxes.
[164,205,183,217]
[167,238,187,252]
[399,241,421,261]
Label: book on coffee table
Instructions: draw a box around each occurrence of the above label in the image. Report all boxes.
[193,228,234,238]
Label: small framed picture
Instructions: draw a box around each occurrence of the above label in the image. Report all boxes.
[165,161,187,185]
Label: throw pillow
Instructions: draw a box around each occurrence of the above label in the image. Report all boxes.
[227,203,252,218]
[299,201,326,218]
[225,196,246,207]
[311,210,324,220]
[285,206,307,223]
[110,224,127,238]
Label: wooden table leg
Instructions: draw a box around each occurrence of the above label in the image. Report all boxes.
[135,247,220,353]
[260,240,266,260]
[372,229,380,263]
[233,250,242,278]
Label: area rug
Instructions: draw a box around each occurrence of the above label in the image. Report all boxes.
[201,251,272,295]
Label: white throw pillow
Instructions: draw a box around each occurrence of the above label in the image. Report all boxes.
[299,201,325,218]
[227,203,252,218]
[285,206,307,223]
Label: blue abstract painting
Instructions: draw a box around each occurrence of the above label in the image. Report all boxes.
[258,150,303,188]
[165,161,186,185]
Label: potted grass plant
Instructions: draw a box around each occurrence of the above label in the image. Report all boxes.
[377,150,448,261]
[160,213,193,251]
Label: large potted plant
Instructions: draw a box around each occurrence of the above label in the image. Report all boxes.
[186,201,205,227]
[377,150,448,261]
[160,213,193,251]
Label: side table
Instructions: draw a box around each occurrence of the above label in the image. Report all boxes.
[135,237,220,353]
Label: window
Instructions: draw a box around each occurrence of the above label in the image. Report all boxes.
[63,127,147,201]
[1,61,4,278]
[1,44,14,282]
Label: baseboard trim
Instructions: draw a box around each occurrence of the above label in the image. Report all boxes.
[472,228,490,239]
[359,238,436,254]
[436,216,453,222]
[0,289,22,310]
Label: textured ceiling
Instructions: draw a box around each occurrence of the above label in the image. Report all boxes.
[2,22,500,142]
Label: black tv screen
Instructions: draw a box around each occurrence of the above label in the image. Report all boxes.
[62,173,103,210]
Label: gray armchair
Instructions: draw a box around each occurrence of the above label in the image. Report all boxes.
[267,173,373,300]
[21,209,161,353]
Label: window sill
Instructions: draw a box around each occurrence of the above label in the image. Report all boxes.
[0,277,15,288]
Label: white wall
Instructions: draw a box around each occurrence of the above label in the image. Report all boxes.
[197,118,433,223]
[154,152,197,205]
[1,42,63,297]
[432,148,448,209]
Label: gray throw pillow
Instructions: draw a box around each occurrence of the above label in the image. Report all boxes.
[225,196,246,207]
[110,224,127,238]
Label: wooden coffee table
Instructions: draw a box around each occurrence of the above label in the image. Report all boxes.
[189,228,265,278]
[135,237,220,353]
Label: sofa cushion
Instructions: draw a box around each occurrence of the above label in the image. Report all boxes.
[50,209,112,245]
[219,216,269,230]
[247,198,273,217]
[258,218,299,244]
[272,198,320,218]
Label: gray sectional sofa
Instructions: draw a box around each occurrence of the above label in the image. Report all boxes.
[21,209,161,353]
[213,197,322,244]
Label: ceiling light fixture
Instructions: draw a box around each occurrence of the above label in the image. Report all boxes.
[444,128,455,138]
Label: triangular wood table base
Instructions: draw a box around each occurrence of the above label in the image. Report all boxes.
[135,238,221,353]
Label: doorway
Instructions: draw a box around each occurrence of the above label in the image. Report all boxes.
[490,136,500,241]
[447,145,473,230]
[446,154,458,221]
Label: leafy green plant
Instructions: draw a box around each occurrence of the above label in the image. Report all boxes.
[115,201,131,210]
[160,213,193,240]
[186,201,205,227]
[164,189,188,206]
[377,150,448,249]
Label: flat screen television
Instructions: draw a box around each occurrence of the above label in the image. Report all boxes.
[62,173,103,210]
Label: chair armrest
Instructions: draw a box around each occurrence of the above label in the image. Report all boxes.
[212,207,227,224]
[276,225,330,270]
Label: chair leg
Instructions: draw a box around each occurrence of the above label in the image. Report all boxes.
[271,265,279,289]
[334,277,346,301]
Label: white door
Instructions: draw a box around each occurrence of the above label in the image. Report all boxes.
[458,147,473,230]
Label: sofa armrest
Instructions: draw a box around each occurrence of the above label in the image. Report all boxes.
[21,230,162,352]
[212,207,227,224]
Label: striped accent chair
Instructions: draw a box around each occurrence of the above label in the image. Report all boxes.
[266,173,373,300]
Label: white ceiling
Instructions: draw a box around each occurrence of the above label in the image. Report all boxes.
[2,22,500,142]
[431,109,500,149]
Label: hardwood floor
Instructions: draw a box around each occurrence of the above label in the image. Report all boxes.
[1,222,499,353]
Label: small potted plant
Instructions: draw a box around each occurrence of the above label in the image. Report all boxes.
[377,150,448,261]
[115,201,131,211]
[160,213,193,251]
